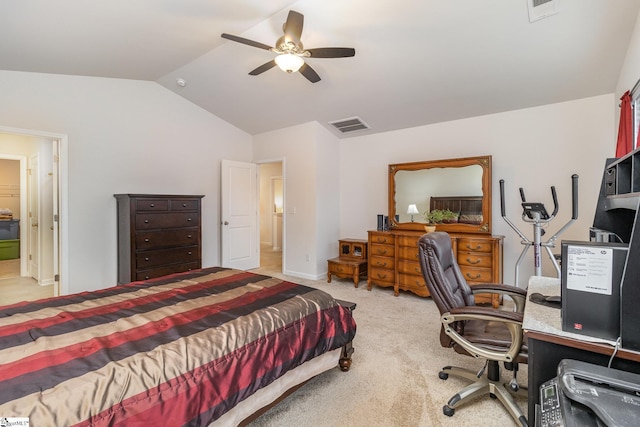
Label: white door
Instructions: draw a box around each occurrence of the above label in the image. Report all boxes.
[28,154,40,281]
[221,160,258,270]
[52,140,60,296]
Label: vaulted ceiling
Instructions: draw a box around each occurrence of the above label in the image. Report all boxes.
[2,0,639,137]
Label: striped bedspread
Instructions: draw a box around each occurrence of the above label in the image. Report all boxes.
[0,267,357,426]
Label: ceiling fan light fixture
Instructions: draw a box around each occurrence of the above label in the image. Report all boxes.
[275,53,304,73]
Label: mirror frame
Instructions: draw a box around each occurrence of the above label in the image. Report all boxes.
[388,155,492,234]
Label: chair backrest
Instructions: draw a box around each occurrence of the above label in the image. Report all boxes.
[418,232,476,316]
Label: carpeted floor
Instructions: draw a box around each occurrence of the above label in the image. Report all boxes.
[246,269,528,427]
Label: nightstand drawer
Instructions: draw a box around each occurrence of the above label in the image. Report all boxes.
[369,267,394,284]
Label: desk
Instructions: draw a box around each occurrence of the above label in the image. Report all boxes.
[524,277,640,422]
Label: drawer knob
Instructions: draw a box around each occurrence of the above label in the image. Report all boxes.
[466,258,481,265]
[149,203,155,207]
[465,244,481,250]
[187,218,192,222]
[144,276,150,280]
[144,238,150,242]
[376,261,387,267]
[377,249,388,255]
[187,234,192,238]
[144,219,149,224]
[144,257,150,261]
[376,273,387,279]
[466,273,481,280]
[182,203,187,207]
[188,251,192,255]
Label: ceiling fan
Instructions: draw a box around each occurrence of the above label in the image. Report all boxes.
[221,10,355,83]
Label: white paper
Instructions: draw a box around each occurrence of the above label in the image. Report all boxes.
[565,246,613,295]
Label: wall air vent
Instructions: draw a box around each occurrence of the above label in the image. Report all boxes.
[328,117,370,134]
[527,0,558,23]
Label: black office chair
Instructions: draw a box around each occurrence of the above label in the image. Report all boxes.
[417,232,529,426]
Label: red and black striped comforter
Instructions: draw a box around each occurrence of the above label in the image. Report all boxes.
[0,267,357,426]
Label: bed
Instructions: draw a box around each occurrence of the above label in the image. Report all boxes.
[429,195,483,224]
[0,267,357,426]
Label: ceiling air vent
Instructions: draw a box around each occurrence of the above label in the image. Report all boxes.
[329,117,370,134]
[527,0,558,23]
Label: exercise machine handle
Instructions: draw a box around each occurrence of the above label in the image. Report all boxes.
[550,186,558,217]
[500,179,506,216]
[571,174,579,220]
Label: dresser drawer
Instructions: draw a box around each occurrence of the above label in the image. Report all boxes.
[369,267,394,285]
[398,273,427,290]
[397,246,420,261]
[457,251,492,268]
[398,259,422,276]
[457,238,493,253]
[459,266,493,283]
[170,199,200,211]
[135,228,200,250]
[397,234,420,247]
[370,243,395,257]
[135,213,199,230]
[369,255,393,269]
[369,233,395,245]
[135,262,201,281]
[136,245,200,268]
[135,199,170,211]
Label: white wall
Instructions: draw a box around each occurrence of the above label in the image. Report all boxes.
[340,94,615,287]
[617,8,640,113]
[0,70,252,294]
[253,121,340,279]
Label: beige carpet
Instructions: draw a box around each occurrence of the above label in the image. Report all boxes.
[246,269,528,427]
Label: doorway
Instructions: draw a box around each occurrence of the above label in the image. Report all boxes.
[258,161,283,275]
[0,127,64,300]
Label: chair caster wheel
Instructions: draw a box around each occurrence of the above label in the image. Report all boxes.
[439,371,449,380]
[443,405,455,417]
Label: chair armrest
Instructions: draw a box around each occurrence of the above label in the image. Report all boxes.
[442,306,524,363]
[470,283,527,313]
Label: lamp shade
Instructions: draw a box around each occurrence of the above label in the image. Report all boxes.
[407,204,419,215]
[275,53,304,73]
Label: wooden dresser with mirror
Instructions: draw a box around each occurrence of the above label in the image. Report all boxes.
[367,155,503,306]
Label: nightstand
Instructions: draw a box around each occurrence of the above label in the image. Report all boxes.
[327,239,368,287]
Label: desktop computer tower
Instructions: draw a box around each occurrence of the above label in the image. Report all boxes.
[561,240,628,341]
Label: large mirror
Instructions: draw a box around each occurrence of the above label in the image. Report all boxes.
[389,155,492,234]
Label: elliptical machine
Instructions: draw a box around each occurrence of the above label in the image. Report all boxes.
[499,175,579,286]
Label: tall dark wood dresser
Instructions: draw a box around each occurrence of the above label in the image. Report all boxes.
[115,194,204,284]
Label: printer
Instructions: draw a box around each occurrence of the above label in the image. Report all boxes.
[536,359,640,427]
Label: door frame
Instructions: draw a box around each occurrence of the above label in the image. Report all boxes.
[0,125,68,296]
[256,158,286,273]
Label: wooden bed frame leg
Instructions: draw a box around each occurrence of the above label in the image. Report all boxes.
[339,341,354,371]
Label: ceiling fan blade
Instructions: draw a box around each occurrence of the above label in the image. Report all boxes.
[299,63,321,83]
[221,33,272,51]
[283,10,304,44]
[249,60,277,76]
[307,47,356,58]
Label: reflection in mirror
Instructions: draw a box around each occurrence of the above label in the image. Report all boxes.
[395,165,483,223]
[388,155,492,234]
